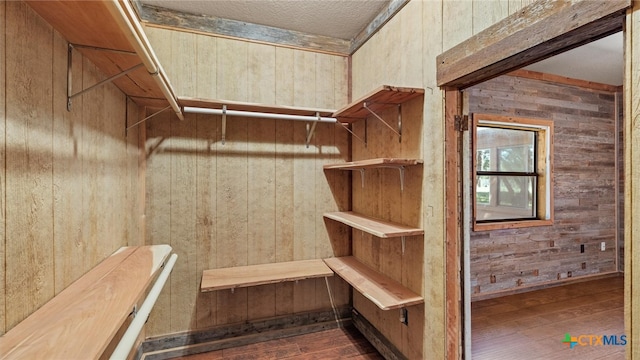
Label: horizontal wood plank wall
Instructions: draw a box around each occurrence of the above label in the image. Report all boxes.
[143,27,351,336]
[351,0,548,358]
[1,1,141,335]
[466,75,618,298]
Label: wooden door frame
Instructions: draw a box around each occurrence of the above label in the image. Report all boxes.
[437,1,630,358]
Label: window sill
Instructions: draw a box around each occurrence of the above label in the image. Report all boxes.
[473,219,553,231]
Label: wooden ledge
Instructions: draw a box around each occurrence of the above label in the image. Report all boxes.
[201,259,334,292]
[333,85,424,123]
[1,245,172,360]
[324,211,423,238]
[324,257,423,310]
[323,158,423,170]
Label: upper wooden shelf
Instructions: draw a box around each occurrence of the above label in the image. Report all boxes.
[324,211,423,238]
[333,85,424,123]
[26,1,180,112]
[180,97,336,117]
[201,259,334,292]
[324,256,423,310]
[323,158,423,171]
[1,245,172,360]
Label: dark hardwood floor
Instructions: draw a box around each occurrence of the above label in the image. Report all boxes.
[170,324,384,360]
[472,275,625,360]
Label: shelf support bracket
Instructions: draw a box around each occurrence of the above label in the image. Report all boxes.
[358,169,365,188]
[305,113,320,148]
[221,105,227,145]
[67,43,144,111]
[363,102,402,142]
[401,236,406,255]
[126,105,171,131]
[398,166,405,192]
[336,122,367,146]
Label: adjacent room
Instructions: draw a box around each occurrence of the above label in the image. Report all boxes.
[1,1,638,360]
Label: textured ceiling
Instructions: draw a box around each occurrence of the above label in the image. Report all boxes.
[140,0,391,40]
[139,1,622,86]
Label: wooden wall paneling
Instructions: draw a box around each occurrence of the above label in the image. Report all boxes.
[292,50,317,313]
[171,30,196,97]
[126,102,141,247]
[5,1,54,329]
[195,113,218,329]
[442,0,473,52]
[472,0,510,34]
[626,5,638,358]
[399,0,423,89]
[216,38,248,102]
[215,112,249,324]
[169,113,198,332]
[195,35,218,100]
[52,31,82,293]
[145,109,173,336]
[274,47,295,316]
[0,0,5,336]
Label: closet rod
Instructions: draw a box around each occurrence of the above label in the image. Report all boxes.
[183,106,338,123]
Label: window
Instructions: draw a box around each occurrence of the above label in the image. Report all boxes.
[473,114,553,230]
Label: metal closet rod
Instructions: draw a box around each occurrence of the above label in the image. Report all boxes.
[183,106,338,123]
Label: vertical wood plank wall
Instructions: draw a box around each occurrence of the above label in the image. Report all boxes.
[351,0,545,358]
[466,75,619,298]
[0,1,141,335]
[143,27,351,336]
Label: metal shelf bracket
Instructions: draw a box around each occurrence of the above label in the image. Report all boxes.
[221,105,227,145]
[401,236,406,255]
[67,43,141,111]
[363,102,402,143]
[306,112,320,148]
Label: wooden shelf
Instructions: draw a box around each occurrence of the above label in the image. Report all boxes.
[26,1,180,111]
[1,245,172,360]
[324,256,423,310]
[333,85,424,123]
[323,158,423,170]
[201,259,334,292]
[324,211,423,238]
[180,97,336,117]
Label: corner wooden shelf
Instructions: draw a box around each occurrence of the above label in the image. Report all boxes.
[332,85,424,123]
[323,158,423,170]
[201,259,334,292]
[1,245,172,360]
[324,256,423,310]
[26,1,182,117]
[324,211,423,238]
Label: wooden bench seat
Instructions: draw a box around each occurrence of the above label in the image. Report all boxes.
[1,245,172,360]
[323,256,423,310]
[200,259,334,292]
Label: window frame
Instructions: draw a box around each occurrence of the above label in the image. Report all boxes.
[472,113,554,231]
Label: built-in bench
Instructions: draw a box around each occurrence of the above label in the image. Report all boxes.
[200,259,333,292]
[1,245,173,360]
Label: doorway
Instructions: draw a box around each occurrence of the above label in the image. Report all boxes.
[436,1,632,358]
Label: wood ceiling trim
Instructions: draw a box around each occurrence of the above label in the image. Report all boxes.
[135,3,351,56]
[437,0,631,89]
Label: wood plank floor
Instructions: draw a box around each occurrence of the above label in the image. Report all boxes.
[170,325,384,360]
[472,275,625,360]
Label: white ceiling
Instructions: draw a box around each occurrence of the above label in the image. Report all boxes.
[140,1,623,86]
[140,0,391,40]
[524,32,623,86]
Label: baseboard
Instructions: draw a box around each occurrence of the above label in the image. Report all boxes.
[137,307,351,360]
[471,271,622,301]
[351,309,407,360]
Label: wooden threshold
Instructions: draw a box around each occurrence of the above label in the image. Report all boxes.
[324,211,423,238]
[324,256,423,310]
[200,259,333,292]
[333,85,424,123]
[1,245,172,360]
[323,158,423,170]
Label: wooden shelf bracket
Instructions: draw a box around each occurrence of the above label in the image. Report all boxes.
[67,43,142,111]
[363,102,402,143]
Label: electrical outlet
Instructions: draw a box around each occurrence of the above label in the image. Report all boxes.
[601,241,606,251]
